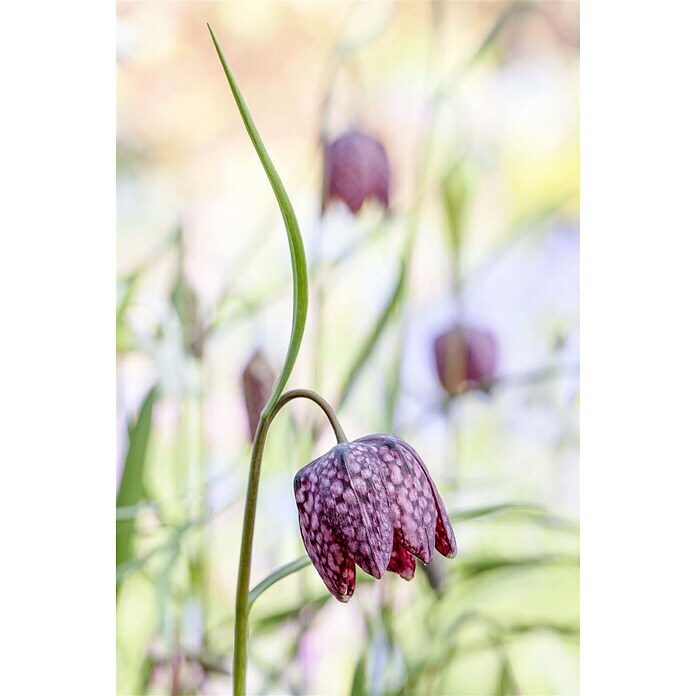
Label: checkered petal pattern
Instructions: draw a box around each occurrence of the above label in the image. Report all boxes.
[294,434,456,602]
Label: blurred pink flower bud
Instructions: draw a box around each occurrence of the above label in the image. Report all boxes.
[322,130,390,215]
[294,434,457,602]
[434,324,499,396]
[241,350,276,440]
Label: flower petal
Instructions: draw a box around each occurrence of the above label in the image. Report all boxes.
[396,439,458,558]
[294,459,356,602]
[387,540,416,580]
[336,443,393,579]
[357,435,437,565]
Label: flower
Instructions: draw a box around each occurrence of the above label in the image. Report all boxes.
[241,350,276,440]
[294,434,457,602]
[322,130,390,215]
[433,324,499,396]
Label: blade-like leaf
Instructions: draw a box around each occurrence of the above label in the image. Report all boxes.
[248,556,311,607]
[449,502,545,523]
[170,229,204,359]
[253,594,331,636]
[208,24,308,414]
[116,385,158,588]
[496,654,520,696]
[350,652,369,696]
[441,159,471,253]
[337,260,406,410]
[454,554,578,580]
[116,275,138,354]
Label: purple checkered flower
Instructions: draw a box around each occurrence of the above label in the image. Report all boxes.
[322,130,390,215]
[434,324,499,396]
[294,434,457,602]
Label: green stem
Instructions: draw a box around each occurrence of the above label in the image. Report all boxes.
[207,25,315,694]
[233,389,346,693]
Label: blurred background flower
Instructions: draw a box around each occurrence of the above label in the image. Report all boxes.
[322,130,391,215]
[117,2,579,694]
[434,324,499,395]
[241,350,276,441]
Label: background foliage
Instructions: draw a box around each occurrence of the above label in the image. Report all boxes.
[116,2,579,694]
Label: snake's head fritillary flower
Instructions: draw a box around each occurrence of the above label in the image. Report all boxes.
[322,130,390,215]
[434,324,499,396]
[293,434,457,602]
[241,350,276,440]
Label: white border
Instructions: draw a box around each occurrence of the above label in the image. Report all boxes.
[0,1,115,692]
[582,1,696,693]
[2,1,696,694]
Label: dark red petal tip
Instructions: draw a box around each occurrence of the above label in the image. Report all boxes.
[394,438,458,559]
[387,541,416,581]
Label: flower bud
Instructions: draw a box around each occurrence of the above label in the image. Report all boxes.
[241,350,276,440]
[434,324,498,395]
[322,130,390,215]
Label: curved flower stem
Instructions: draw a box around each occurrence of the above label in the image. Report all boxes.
[271,389,349,444]
[233,389,347,694]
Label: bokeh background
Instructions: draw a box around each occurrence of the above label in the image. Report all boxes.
[116,2,579,694]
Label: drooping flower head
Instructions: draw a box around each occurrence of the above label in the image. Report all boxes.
[241,350,276,440]
[434,324,499,396]
[294,434,456,602]
[322,130,390,215]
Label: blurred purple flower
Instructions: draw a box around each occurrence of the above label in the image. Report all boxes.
[434,324,499,396]
[322,130,390,215]
[241,350,276,440]
[294,434,457,602]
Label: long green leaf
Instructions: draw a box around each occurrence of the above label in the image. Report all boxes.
[246,503,550,604]
[350,652,369,696]
[116,275,138,354]
[454,554,578,581]
[116,385,157,587]
[252,594,331,636]
[208,25,308,414]
[496,654,520,696]
[248,556,311,607]
[441,159,471,254]
[449,502,544,523]
[337,260,406,410]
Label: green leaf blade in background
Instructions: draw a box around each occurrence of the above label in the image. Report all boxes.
[350,651,369,696]
[116,385,158,588]
[337,260,406,410]
[116,275,138,354]
[495,653,520,696]
[441,159,471,254]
